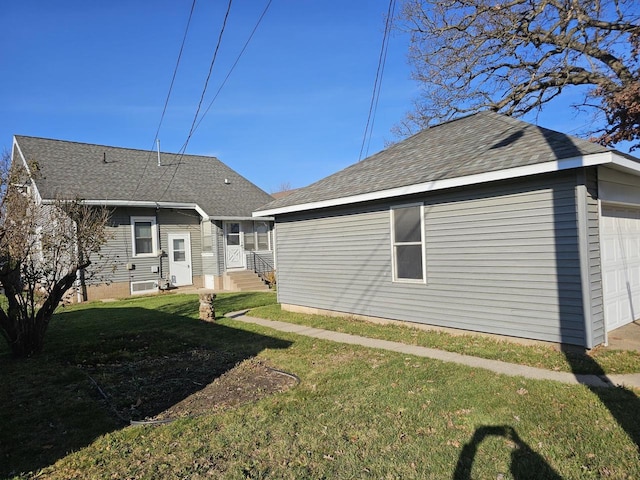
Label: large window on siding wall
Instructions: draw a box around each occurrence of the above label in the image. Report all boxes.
[242,221,270,251]
[391,204,425,282]
[131,216,158,257]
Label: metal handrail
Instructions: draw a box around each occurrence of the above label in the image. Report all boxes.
[252,251,275,286]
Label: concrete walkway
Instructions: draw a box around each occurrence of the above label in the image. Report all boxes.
[226,311,640,390]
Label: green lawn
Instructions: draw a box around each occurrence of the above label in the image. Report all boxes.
[1,293,639,479]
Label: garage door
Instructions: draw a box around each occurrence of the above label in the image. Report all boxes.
[600,205,640,331]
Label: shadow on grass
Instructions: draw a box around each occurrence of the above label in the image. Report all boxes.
[454,425,562,479]
[561,345,640,451]
[0,304,291,478]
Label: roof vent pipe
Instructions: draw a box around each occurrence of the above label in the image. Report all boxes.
[103,152,106,163]
[156,139,161,167]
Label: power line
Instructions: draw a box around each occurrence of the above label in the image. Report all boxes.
[157,0,234,201]
[191,0,273,137]
[179,0,234,155]
[135,0,197,197]
[152,0,198,150]
[358,0,396,161]
[161,0,271,195]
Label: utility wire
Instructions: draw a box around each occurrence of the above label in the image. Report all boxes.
[358,0,396,161]
[190,0,273,138]
[154,0,198,151]
[135,0,197,197]
[157,0,234,201]
[179,0,234,156]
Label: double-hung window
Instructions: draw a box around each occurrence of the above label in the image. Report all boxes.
[391,204,425,282]
[131,216,158,257]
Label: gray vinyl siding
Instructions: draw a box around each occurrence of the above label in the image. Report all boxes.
[88,207,202,287]
[157,209,202,278]
[276,172,588,346]
[88,207,159,286]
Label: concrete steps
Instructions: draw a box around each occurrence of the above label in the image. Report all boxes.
[225,270,270,292]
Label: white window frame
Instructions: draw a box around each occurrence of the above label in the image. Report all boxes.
[131,216,158,257]
[390,203,426,283]
[242,220,272,252]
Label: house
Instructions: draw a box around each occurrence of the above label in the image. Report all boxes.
[255,111,640,348]
[11,135,276,301]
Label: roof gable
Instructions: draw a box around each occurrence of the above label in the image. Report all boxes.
[13,135,273,218]
[256,111,639,215]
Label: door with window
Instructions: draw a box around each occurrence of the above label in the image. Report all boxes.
[225,222,245,269]
[168,233,192,286]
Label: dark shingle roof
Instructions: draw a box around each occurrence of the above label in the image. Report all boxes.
[259,111,624,211]
[14,135,273,217]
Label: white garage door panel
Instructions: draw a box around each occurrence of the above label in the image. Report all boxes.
[601,205,640,331]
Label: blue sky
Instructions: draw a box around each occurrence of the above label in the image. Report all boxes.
[1,1,631,193]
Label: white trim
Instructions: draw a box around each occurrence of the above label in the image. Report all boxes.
[213,215,274,221]
[168,232,192,286]
[130,216,158,257]
[254,152,633,216]
[12,136,42,204]
[43,199,210,221]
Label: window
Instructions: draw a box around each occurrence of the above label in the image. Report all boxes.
[202,220,213,253]
[391,205,425,282]
[172,238,186,262]
[256,221,269,250]
[131,216,158,257]
[241,221,271,251]
[243,221,255,251]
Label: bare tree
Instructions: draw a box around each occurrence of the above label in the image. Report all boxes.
[398,0,640,149]
[271,181,293,195]
[0,152,111,357]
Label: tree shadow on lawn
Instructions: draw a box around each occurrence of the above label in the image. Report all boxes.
[0,305,291,478]
[561,345,640,451]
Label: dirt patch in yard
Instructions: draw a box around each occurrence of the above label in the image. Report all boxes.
[83,350,298,424]
[153,358,298,421]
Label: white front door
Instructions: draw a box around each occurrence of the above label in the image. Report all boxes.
[600,205,640,331]
[225,222,245,269]
[168,233,192,286]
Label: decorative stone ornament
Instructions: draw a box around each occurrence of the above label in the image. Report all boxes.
[199,292,217,322]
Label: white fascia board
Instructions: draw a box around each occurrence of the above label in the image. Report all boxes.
[12,136,43,204]
[254,152,619,216]
[212,215,274,221]
[608,152,640,175]
[41,199,211,221]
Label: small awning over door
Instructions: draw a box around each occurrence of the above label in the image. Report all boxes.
[600,204,640,331]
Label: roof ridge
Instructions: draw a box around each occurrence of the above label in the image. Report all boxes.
[14,135,220,160]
